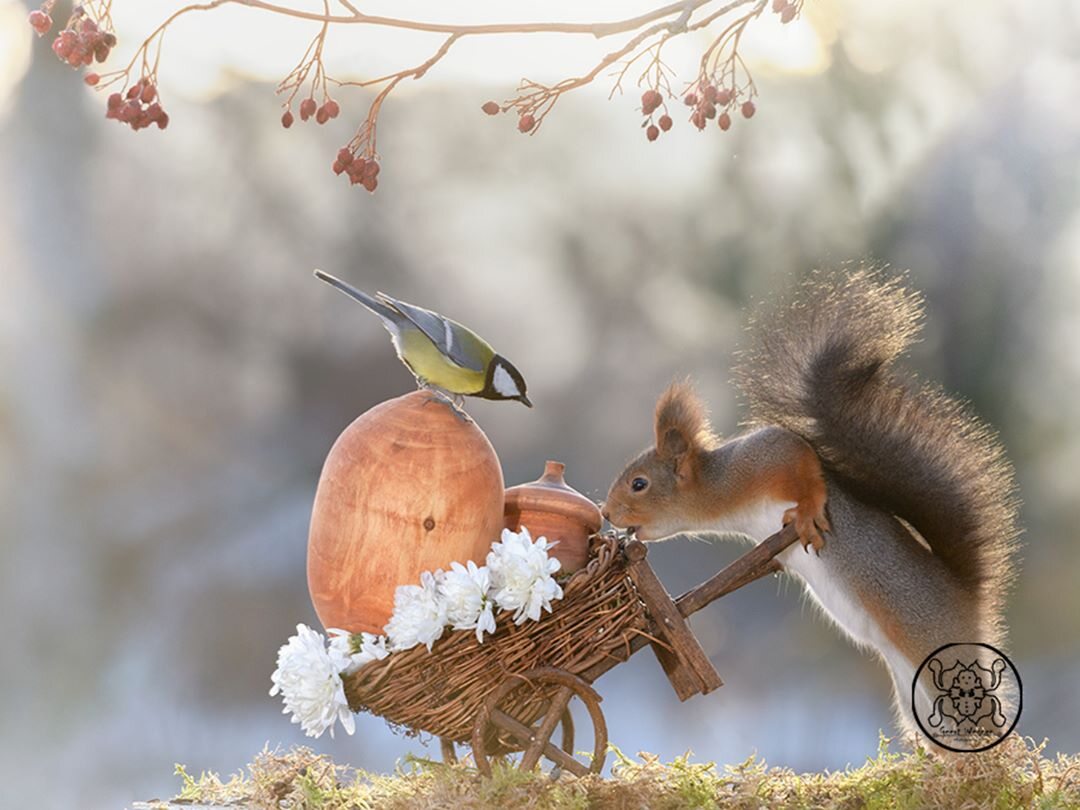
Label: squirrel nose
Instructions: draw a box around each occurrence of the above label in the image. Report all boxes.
[600,505,611,521]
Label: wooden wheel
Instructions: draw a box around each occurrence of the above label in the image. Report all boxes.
[445,709,570,766]
[444,713,571,767]
[471,667,606,777]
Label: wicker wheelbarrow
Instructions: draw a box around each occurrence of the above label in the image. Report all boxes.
[343,525,800,777]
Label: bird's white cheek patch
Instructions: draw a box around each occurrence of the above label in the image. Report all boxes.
[492,364,519,397]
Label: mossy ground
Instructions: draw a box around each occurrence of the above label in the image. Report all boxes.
[150,735,1080,809]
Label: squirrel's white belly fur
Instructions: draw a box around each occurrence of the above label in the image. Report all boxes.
[710,499,906,678]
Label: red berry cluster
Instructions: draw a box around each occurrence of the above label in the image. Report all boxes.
[29,8,52,36]
[684,82,755,133]
[771,0,800,24]
[281,98,339,129]
[640,89,673,142]
[106,80,169,131]
[50,17,115,69]
[332,148,380,192]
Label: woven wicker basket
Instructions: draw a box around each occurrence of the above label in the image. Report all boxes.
[342,533,650,743]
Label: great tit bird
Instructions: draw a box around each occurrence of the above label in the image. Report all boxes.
[314,270,532,407]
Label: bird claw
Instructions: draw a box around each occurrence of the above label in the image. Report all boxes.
[420,389,472,423]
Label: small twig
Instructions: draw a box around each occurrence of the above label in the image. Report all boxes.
[348,33,461,157]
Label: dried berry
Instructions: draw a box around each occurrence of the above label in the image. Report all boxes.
[658,114,673,132]
[299,98,317,121]
[718,112,732,131]
[518,113,536,133]
[481,101,500,115]
[107,92,122,110]
[52,30,77,63]
[120,100,140,122]
[324,100,340,119]
[336,148,353,166]
[127,83,141,100]
[156,112,170,130]
[716,88,733,106]
[780,5,797,23]
[141,83,157,104]
[332,160,345,175]
[772,0,786,10]
[362,175,378,193]
[741,100,756,119]
[84,73,100,86]
[29,9,52,36]
[691,111,706,130]
[684,93,698,107]
[281,110,294,129]
[315,105,329,125]
[703,85,718,104]
[641,89,662,114]
[346,160,365,184]
[646,124,659,142]
[703,103,717,120]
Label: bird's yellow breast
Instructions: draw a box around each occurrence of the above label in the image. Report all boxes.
[399,330,487,394]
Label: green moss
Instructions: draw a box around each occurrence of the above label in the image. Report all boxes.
[161,735,1080,810]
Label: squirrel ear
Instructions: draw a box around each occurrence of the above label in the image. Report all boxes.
[654,381,715,467]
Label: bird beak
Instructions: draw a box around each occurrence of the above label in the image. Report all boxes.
[520,394,533,408]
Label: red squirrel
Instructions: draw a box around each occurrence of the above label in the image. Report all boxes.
[602,268,1020,746]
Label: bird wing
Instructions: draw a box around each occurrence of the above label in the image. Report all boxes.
[376,293,491,373]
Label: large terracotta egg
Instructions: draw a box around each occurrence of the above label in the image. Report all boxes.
[307,391,505,634]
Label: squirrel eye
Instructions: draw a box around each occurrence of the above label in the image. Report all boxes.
[631,477,649,492]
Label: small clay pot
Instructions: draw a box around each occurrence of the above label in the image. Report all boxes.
[504,460,602,573]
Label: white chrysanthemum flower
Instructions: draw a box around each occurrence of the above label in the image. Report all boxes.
[327,629,390,674]
[439,560,498,643]
[269,623,355,739]
[487,527,563,625]
[384,570,447,652]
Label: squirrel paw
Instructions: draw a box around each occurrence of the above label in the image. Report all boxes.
[783,501,830,555]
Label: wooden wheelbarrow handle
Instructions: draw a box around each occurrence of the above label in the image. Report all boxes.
[579,523,800,691]
[673,521,800,617]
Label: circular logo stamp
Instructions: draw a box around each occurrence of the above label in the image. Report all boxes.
[911,642,1022,753]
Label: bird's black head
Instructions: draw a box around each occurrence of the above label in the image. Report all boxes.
[483,355,532,407]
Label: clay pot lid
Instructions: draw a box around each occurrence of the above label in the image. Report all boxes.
[504,460,602,531]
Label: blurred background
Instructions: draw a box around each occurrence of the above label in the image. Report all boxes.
[2,0,1079,806]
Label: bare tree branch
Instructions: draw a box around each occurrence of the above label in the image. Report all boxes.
[29,0,807,193]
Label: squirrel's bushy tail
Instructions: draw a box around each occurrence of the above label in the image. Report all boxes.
[733,267,1020,638]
